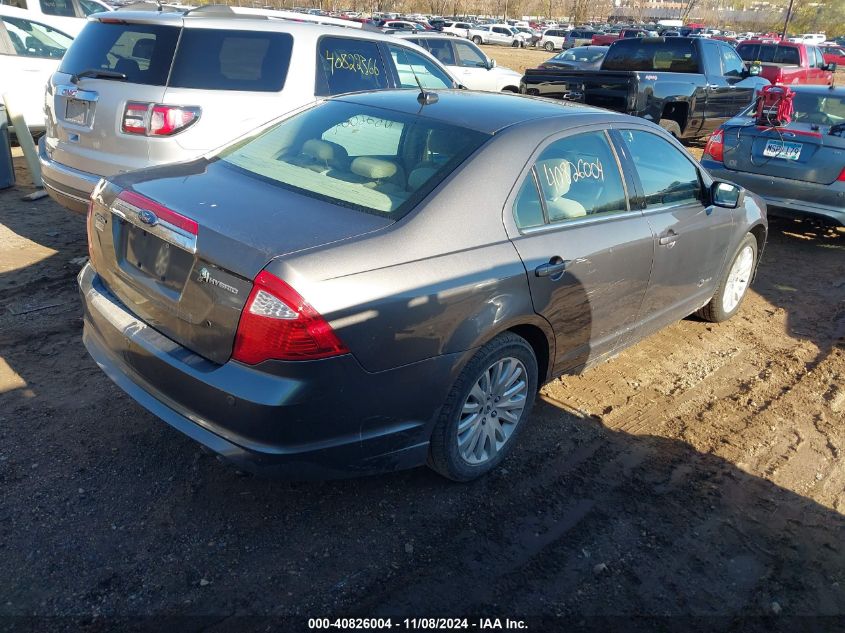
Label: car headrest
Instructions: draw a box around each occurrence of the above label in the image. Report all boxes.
[132,38,155,59]
[351,157,398,180]
[302,139,338,162]
[536,159,572,197]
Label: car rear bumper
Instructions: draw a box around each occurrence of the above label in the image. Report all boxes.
[702,160,845,226]
[79,263,461,478]
[38,137,100,214]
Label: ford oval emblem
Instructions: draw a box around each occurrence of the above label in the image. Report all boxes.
[138,209,157,226]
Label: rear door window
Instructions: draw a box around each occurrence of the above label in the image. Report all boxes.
[58,22,179,85]
[315,36,390,96]
[169,29,292,91]
[77,0,106,16]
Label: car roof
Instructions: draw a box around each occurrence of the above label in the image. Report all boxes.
[332,89,623,135]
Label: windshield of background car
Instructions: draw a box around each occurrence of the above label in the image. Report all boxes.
[217,101,489,218]
[602,38,700,72]
[59,23,293,90]
[558,48,604,62]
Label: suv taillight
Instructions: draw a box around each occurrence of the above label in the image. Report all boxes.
[703,128,724,163]
[121,102,200,136]
[838,167,845,182]
[232,271,349,365]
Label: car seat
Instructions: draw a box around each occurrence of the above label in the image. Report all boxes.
[288,139,351,173]
[350,156,405,195]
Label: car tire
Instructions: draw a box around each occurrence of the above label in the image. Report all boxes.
[472,36,482,44]
[697,233,758,323]
[512,40,519,47]
[428,332,538,482]
[544,41,555,51]
[659,119,682,138]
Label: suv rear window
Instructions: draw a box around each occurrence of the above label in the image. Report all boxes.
[59,22,179,85]
[59,23,293,91]
[737,43,800,65]
[602,38,700,72]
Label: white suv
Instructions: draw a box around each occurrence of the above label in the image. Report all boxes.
[39,6,459,213]
[401,34,522,92]
[467,24,525,47]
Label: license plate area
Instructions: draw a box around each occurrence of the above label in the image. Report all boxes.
[64,98,92,126]
[762,140,802,161]
[118,222,193,294]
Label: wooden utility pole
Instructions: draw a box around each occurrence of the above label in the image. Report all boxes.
[780,0,796,40]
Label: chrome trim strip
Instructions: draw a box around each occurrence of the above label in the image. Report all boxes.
[111,200,198,254]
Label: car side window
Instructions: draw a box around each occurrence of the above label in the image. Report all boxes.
[618,130,702,207]
[1,16,70,58]
[386,44,452,89]
[39,0,74,16]
[813,47,825,67]
[77,0,104,16]
[722,46,745,77]
[424,39,456,66]
[315,37,390,97]
[513,172,544,229]
[515,131,627,228]
[453,40,486,68]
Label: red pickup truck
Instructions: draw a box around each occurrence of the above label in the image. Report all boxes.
[736,40,835,86]
[591,29,646,46]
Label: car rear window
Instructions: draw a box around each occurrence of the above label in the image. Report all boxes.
[602,38,700,72]
[217,101,489,219]
[58,22,179,85]
[59,23,293,91]
[737,43,800,65]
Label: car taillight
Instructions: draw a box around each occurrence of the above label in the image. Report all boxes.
[121,102,200,136]
[704,128,724,163]
[232,271,348,365]
[838,167,845,182]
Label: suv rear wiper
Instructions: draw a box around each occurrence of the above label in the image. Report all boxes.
[70,69,127,84]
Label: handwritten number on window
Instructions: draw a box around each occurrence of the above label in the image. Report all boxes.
[325,50,380,77]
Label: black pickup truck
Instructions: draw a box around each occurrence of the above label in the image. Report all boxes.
[521,37,769,139]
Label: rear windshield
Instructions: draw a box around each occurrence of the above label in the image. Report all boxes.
[217,101,489,218]
[737,43,800,65]
[59,22,293,91]
[602,38,700,72]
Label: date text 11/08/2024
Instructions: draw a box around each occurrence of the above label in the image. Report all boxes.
[307,618,529,629]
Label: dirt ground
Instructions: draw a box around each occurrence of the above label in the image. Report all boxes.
[1,132,844,632]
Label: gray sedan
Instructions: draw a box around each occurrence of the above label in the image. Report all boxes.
[701,85,845,226]
[80,89,767,481]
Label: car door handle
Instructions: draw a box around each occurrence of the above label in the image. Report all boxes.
[535,258,569,278]
[658,230,679,246]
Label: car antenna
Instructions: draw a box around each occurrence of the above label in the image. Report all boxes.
[403,50,438,107]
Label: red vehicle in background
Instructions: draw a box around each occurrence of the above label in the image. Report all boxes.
[821,44,845,67]
[591,28,647,46]
[736,40,835,86]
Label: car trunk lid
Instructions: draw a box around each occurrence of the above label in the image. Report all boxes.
[722,122,845,185]
[89,160,392,364]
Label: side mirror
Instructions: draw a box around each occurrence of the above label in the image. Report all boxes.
[747,62,762,76]
[712,181,744,209]
[823,62,837,72]
[488,58,497,69]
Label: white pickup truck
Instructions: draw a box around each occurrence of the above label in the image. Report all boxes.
[466,24,526,47]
